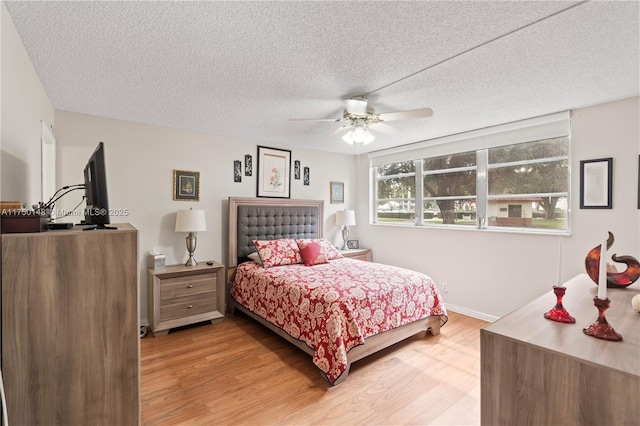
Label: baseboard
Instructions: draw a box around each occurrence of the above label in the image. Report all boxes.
[445,303,499,323]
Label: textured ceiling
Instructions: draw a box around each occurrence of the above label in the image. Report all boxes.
[5,1,639,155]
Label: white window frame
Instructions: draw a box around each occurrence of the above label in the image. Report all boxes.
[369,112,571,234]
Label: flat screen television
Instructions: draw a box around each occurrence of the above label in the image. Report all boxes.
[83,142,114,230]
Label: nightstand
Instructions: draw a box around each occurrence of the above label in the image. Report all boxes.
[148,261,225,336]
[340,248,372,262]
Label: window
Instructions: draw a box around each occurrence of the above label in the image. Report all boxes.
[375,161,415,223]
[422,151,476,226]
[486,138,568,230]
[370,112,570,233]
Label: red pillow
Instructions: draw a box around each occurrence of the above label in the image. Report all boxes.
[253,239,302,268]
[299,241,326,266]
[296,238,342,261]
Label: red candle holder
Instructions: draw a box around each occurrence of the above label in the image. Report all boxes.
[544,286,575,323]
[583,297,623,341]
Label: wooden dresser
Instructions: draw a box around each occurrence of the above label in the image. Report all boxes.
[1,224,140,425]
[147,261,225,336]
[481,274,639,425]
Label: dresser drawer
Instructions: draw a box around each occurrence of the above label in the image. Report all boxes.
[159,273,216,300]
[160,291,217,321]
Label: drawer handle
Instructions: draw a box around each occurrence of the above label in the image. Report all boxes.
[187,284,193,288]
[187,304,193,309]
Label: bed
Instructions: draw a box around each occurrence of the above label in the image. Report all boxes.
[227,197,448,385]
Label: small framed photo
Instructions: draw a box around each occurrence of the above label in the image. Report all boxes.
[330,181,344,204]
[347,239,359,249]
[303,167,310,186]
[294,160,301,179]
[580,158,612,209]
[245,154,252,176]
[257,146,291,198]
[173,170,200,201]
[234,160,242,182]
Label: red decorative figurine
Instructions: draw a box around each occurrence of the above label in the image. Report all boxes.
[544,286,576,323]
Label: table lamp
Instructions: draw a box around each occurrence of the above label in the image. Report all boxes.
[335,209,356,250]
[175,208,206,266]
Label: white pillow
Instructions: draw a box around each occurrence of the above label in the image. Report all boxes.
[247,251,263,265]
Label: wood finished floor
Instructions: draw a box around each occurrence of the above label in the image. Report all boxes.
[141,311,488,425]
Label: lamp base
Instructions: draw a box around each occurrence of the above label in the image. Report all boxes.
[341,225,349,251]
[185,232,198,267]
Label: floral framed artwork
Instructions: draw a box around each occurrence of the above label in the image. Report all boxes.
[256,146,291,198]
[330,181,344,204]
[579,157,612,209]
[173,170,200,201]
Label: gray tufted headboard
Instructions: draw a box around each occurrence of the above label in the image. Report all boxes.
[228,197,324,269]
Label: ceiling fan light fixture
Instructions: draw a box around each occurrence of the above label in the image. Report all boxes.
[363,131,375,145]
[342,130,355,145]
[352,124,367,142]
[342,126,374,145]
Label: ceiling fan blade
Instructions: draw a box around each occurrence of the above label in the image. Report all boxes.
[327,124,349,138]
[378,108,433,121]
[343,99,368,116]
[289,118,342,122]
[369,122,398,136]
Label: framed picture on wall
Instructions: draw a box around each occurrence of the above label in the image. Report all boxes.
[245,154,253,176]
[173,170,200,201]
[294,160,301,179]
[330,181,344,204]
[257,146,291,198]
[303,167,310,186]
[234,160,242,182]
[579,157,612,209]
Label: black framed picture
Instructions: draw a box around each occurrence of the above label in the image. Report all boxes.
[303,167,310,186]
[347,239,359,249]
[234,160,242,182]
[580,158,612,209]
[173,170,200,201]
[294,160,301,179]
[245,154,252,176]
[257,146,291,198]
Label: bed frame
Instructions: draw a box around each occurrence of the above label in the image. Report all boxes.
[227,196,441,385]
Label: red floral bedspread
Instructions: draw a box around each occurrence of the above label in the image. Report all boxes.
[231,258,448,384]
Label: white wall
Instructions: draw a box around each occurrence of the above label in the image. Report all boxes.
[0,2,54,205]
[54,111,358,324]
[356,96,640,320]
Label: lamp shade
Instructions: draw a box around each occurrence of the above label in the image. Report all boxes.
[175,209,207,232]
[335,210,356,226]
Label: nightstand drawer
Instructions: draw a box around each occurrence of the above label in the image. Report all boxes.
[159,274,216,300]
[160,291,217,321]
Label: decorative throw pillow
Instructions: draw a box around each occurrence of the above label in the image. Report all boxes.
[298,241,326,266]
[295,238,342,262]
[253,239,302,268]
[247,251,263,265]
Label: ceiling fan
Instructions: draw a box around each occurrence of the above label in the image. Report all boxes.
[290,96,433,145]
